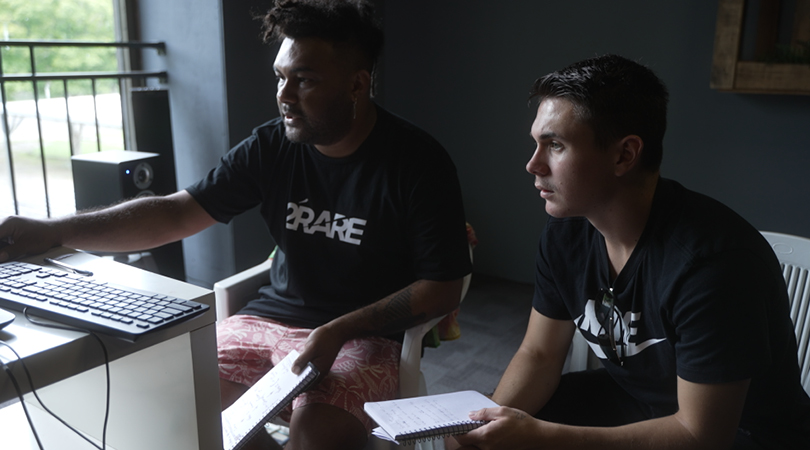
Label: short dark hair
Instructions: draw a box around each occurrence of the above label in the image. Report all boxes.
[529,55,669,171]
[261,0,383,81]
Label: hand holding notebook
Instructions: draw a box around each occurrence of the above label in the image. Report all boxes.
[221,350,318,450]
[364,390,498,445]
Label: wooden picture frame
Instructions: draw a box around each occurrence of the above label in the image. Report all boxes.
[711,0,810,94]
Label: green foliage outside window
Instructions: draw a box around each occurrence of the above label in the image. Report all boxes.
[0,0,118,100]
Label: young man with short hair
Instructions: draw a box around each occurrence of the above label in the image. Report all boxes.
[453,54,810,450]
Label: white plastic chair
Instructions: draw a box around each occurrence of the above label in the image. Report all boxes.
[761,231,810,393]
[566,331,591,373]
[213,248,472,450]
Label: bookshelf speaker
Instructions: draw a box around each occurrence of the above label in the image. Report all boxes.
[71,150,172,210]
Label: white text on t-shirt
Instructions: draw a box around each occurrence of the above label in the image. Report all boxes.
[286,201,366,245]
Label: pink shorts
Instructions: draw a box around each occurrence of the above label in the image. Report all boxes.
[217,314,401,432]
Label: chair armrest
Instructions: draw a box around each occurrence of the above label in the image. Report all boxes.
[399,316,445,399]
[213,258,274,322]
[566,330,590,372]
[399,246,474,398]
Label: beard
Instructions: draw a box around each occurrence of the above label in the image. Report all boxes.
[279,98,355,146]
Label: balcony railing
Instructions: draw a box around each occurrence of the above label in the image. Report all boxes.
[0,40,167,218]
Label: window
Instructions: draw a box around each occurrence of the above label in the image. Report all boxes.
[1,0,126,218]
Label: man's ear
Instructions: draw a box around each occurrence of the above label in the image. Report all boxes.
[351,69,372,99]
[614,135,644,176]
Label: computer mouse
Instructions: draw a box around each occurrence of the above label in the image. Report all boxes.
[0,307,14,330]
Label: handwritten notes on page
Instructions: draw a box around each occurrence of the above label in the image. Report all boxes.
[221,349,318,450]
[365,390,498,445]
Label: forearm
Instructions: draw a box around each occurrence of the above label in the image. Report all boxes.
[325,278,463,341]
[58,195,198,252]
[492,345,563,414]
[461,377,747,450]
[291,277,464,376]
[457,410,729,450]
[492,310,573,414]
[527,415,715,450]
[0,190,215,261]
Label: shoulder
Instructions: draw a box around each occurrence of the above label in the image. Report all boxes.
[375,107,452,163]
[378,108,442,146]
[648,179,776,269]
[225,117,295,163]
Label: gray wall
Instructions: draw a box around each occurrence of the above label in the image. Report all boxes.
[134,0,810,286]
[220,1,278,274]
[136,0,276,287]
[381,0,810,283]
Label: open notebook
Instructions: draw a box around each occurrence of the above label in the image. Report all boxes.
[221,350,318,450]
[365,390,498,445]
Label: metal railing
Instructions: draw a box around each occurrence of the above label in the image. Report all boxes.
[0,40,167,217]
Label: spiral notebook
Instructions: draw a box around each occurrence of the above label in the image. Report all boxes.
[221,350,318,450]
[364,390,498,445]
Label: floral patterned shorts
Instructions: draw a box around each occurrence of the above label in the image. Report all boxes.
[217,314,401,432]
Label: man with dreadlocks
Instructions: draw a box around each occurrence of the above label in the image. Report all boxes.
[0,1,471,448]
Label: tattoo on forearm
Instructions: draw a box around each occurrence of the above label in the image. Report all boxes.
[373,285,426,332]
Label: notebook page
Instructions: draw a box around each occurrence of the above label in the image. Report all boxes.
[365,390,497,440]
[221,350,315,450]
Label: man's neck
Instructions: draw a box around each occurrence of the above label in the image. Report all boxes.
[315,101,378,158]
[590,173,660,280]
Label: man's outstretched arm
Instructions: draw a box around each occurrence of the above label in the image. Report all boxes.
[0,190,217,262]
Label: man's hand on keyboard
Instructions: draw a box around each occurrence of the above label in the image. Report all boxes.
[0,215,61,263]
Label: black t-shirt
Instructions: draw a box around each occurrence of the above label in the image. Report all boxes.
[533,178,810,444]
[187,106,472,328]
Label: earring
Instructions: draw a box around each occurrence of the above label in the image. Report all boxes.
[352,98,357,120]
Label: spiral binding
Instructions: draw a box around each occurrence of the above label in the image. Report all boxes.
[397,420,487,445]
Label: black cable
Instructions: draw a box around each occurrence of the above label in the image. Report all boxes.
[0,308,113,450]
[23,309,111,450]
[0,353,45,450]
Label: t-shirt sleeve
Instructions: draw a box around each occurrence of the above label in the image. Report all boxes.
[670,249,775,384]
[405,150,472,282]
[532,228,571,320]
[186,134,265,224]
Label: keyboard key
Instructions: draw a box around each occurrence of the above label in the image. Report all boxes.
[162,307,184,317]
[169,304,193,314]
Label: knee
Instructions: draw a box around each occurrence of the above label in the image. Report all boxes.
[287,403,368,450]
[219,378,249,410]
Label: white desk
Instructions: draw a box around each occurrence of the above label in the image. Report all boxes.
[0,248,222,450]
